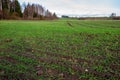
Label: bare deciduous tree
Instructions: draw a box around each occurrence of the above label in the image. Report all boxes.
[0,0,2,11]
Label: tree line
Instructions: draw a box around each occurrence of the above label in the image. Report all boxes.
[0,0,58,20]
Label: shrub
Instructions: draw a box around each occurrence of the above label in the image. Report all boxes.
[10,12,21,20]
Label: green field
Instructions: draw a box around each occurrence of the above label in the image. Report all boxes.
[0,20,120,80]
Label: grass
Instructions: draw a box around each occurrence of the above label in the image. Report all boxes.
[0,19,120,80]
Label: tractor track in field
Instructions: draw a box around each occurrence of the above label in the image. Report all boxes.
[35,49,120,79]
[1,45,120,79]
[16,48,120,79]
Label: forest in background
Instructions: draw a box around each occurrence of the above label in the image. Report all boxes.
[0,0,58,20]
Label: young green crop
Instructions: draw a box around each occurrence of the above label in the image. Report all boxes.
[0,20,120,80]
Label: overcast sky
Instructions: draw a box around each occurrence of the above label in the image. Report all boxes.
[19,0,120,17]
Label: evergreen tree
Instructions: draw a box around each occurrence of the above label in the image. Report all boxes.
[53,13,58,19]
[15,0,22,16]
[2,0,9,10]
[10,0,22,17]
[1,0,10,19]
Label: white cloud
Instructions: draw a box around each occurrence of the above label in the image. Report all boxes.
[19,0,120,17]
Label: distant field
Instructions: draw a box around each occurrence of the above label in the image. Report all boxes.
[0,20,120,80]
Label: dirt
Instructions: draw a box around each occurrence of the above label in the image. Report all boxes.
[35,50,90,79]
[110,64,120,71]
[35,65,80,80]
[4,38,13,43]
[108,49,120,53]
[37,50,90,63]
[0,56,17,63]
